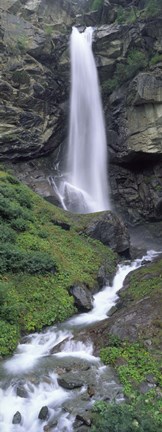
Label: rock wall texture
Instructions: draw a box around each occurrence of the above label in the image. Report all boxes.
[1,0,162,223]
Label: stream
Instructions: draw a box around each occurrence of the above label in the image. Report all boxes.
[0,250,159,432]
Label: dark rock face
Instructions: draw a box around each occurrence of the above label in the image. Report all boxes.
[83,211,130,255]
[1,1,162,224]
[70,284,94,312]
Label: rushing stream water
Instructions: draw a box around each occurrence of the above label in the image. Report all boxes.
[0,250,159,432]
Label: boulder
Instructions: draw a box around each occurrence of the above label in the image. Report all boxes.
[12,411,22,424]
[58,373,83,390]
[83,211,130,255]
[38,406,49,421]
[16,384,28,398]
[69,284,94,312]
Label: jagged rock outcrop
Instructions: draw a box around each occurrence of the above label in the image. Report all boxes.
[1,0,162,224]
[82,211,130,255]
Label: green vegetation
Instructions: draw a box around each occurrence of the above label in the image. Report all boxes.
[120,258,162,302]
[116,0,162,23]
[90,0,103,12]
[92,399,162,432]
[44,24,54,35]
[0,170,116,356]
[16,35,29,53]
[12,70,30,85]
[102,50,148,94]
[100,341,162,396]
[92,258,162,431]
[150,53,162,66]
[144,0,162,17]
[116,6,138,24]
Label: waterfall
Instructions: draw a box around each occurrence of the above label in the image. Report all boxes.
[58,26,111,213]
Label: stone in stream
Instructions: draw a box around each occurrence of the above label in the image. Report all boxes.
[43,419,58,431]
[12,411,22,424]
[58,372,83,389]
[76,413,92,426]
[16,384,29,398]
[50,336,71,354]
[69,284,94,312]
[38,406,49,421]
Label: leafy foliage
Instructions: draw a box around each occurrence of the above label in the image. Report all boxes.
[92,401,162,432]
[100,340,162,396]
[102,50,148,94]
[116,6,138,24]
[0,320,20,356]
[0,170,116,356]
[0,244,56,274]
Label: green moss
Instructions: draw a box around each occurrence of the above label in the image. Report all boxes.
[0,170,116,356]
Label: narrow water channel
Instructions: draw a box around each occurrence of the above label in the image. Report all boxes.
[0,250,159,432]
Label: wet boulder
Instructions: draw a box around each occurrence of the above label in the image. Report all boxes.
[58,372,84,389]
[83,211,130,255]
[38,406,49,421]
[69,284,94,312]
[16,384,29,398]
[12,411,22,424]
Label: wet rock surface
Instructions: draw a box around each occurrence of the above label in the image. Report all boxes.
[83,211,130,255]
[1,2,162,224]
[82,255,162,356]
[12,411,22,425]
[69,284,94,312]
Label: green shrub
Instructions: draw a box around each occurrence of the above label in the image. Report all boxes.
[102,50,148,94]
[116,6,138,24]
[0,243,56,274]
[92,402,162,432]
[150,53,162,65]
[0,195,33,223]
[126,50,147,79]
[6,175,20,185]
[10,217,29,232]
[0,320,20,356]
[0,223,16,243]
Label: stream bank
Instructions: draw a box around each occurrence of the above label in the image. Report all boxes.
[1,251,161,432]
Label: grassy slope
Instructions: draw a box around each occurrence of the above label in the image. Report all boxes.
[0,170,117,357]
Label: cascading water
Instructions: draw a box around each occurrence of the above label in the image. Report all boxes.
[0,250,160,431]
[57,26,110,213]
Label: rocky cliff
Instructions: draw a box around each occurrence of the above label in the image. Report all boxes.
[1,0,162,223]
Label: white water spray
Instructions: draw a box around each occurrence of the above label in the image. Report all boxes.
[0,250,160,431]
[58,26,110,213]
